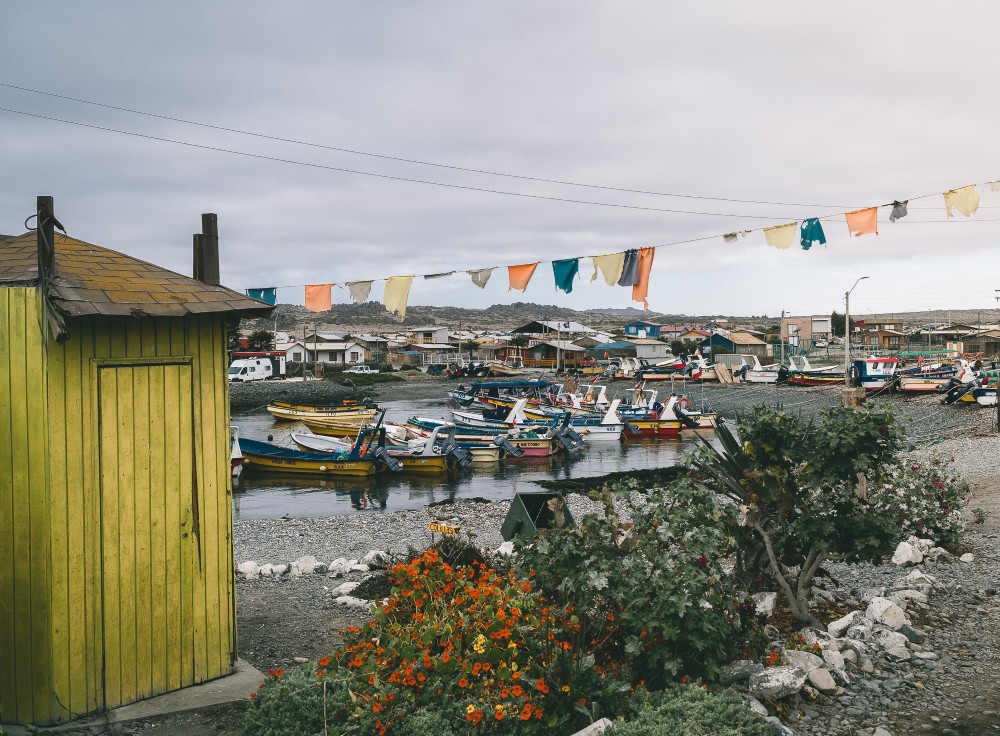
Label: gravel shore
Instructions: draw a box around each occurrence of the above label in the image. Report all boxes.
[232,415,1000,736]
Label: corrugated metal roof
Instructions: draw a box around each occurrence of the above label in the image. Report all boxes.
[1,232,273,318]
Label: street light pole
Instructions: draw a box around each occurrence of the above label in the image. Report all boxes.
[844,276,869,387]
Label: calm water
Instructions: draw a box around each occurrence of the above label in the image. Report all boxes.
[231,393,700,519]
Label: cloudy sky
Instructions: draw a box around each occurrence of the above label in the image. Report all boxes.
[3,2,1000,319]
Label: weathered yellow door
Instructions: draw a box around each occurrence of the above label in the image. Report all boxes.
[98,363,195,709]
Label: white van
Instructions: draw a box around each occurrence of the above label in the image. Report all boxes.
[228,358,274,382]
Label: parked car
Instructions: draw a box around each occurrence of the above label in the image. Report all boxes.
[344,365,379,374]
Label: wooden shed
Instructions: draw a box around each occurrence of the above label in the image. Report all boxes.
[0,202,272,726]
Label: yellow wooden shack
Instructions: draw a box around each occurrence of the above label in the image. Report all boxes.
[0,203,272,725]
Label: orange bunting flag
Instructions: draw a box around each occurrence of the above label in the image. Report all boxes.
[508,262,539,291]
[632,247,655,310]
[845,208,878,237]
[304,283,333,312]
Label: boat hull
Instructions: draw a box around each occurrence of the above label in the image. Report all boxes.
[787,373,845,387]
[266,404,378,422]
[242,453,377,476]
[623,419,682,439]
[898,376,953,393]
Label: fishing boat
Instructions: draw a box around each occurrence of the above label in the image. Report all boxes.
[239,428,402,477]
[230,425,244,478]
[291,425,471,475]
[622,384,715,430]
[787,370,845,387]
[850,357,900,392]
[734,355,783,384]
[266,400,380,422]
[407,415,583,458]
[897,361,959,393]
[972,387,997,406]
[452,398,625,442]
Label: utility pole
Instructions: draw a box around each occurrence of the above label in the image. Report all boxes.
[780,310,785,365]
[845,277,869,388]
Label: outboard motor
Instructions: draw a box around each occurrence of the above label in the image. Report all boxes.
[736,364,750,381]
[493,435,525,458]
[554,427,585,450]
[941,380,978,406]
[370,446,404,473]
[674,405,700,429]
[777,365,789,383]
[439,429,473,467]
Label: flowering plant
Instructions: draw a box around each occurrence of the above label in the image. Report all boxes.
[867,453,969,546]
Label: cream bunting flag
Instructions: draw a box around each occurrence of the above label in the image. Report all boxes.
[347,281,372,304]
[590,252,626,285]
[468,268,495,289]
[763,223,797,249]
[382,276,413,319]
[943,185,980,218]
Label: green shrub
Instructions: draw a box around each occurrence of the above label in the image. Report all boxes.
[608,685,771,736]
[516,479,763,688]
[238,663,351,736]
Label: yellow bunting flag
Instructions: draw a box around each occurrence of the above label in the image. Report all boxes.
[763,223,798,249]
[590,252,626,285]
[382,276,413,319]
[943,185,980,218]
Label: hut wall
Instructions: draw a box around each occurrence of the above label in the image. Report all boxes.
[0,287,53,725]
[2,303,235,725]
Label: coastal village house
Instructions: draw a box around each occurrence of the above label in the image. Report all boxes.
[699,330,769,358]
[0,202,272,726]
[781,315,833,348]
[622,320,662,338]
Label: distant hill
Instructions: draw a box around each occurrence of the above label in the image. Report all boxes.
[242,302,999,337]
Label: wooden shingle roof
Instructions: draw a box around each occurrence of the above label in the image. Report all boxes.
[0,232,272,318]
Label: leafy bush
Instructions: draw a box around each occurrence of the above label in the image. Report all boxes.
[691,402,939,625]
[239,662,350,736]
[868,453,969,546]
[516,480,764,688]
[607,685,771,736]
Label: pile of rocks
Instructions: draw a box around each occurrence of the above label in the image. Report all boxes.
[237,549,390,581]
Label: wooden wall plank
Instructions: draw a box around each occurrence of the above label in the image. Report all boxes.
[196,317,221,679]
[0,290,18,722]
[132,366,152,699]
[98,366,122,709]
[148,363,168,697]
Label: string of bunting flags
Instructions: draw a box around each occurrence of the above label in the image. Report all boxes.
[245,180,1000,317]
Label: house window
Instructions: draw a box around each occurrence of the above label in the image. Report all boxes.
[350,352,361,363]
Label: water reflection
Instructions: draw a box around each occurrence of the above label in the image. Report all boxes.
[231,397,693,519]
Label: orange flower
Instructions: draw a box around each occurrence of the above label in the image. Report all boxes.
[535,677,549,693]
[316,669,325,677]
[249,692,256,700]
[459,677,469,688]
[520,703,533,720]
[372,702,382,713]
[274,668,283,677]
[318,656,331,667]
[511,685,524,697]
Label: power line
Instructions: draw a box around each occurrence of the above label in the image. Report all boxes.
[0,105,815,221]
[0,81,865,209]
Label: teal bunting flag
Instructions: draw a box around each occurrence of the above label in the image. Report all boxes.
[552,258,580,294]
[800,219,827,251]
[246,287,277,305]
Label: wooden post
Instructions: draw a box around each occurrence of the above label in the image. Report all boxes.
[200,214,220,286]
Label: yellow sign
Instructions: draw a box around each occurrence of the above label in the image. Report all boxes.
[428,522,461,535]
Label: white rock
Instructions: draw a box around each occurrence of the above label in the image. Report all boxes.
[891,541,923,566]
[873,727,894,736]
[238,561,260,580]
[746,696,769,718]
[960,552,975,563]
[894,589,928,605]
[293,656,308,664]
[827,611,860,638]
[361,550,389,567]
[335,595,372,608]
[495,541,515,556]
[753,592,778,618]
[807,667,838,695]
[271,563,288,576]
[571,718,613,736]
[924,547,951,561]
[765,716,796,735]
[903,569,936,586]
[866,597,909,630]
[841,648,858,664]
[873,629,909,650]
[749,666,807,699]
[821,648,845,670]
[334,581,360,595]
[259,564,274,577]
[291,555,320,576]
[350,564,370,572]
[906,536,934,553]
[328,558,352,575]
[782,649,823,675]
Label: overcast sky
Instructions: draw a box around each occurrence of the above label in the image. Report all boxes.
[3,2,1000,320]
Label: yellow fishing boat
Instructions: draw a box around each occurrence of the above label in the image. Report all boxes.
[267,401,379,422]
[239,438,381,476]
